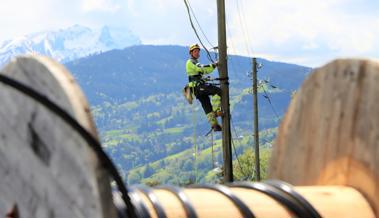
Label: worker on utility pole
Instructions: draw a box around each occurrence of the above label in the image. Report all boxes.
[185,43,222,131]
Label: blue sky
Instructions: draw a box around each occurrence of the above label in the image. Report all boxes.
[1,0,378,67]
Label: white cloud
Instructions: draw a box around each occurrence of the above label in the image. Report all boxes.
[81,0,120,13]
[0,0,51,38]
[121,0,217,46]
[225,0,379,66]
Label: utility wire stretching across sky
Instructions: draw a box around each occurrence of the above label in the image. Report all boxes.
[261,85,280,120]
[234,0,282,133]
[227,0,281,153]
[185,0,215,49]
[240,0,255,55]
[225,22,241,79]
[235,0,253,57]
[183,0,214,63]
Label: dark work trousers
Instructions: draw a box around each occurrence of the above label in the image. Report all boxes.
[194,83,222,114]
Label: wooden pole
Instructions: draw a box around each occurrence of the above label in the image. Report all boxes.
[252,58,261,181]
[217,0,233,182]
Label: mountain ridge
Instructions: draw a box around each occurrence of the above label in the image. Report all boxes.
[0,24,141,67]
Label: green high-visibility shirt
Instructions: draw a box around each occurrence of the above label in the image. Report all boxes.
[186,58,215,87]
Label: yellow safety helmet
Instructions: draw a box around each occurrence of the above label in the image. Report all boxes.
[189,44,200,53]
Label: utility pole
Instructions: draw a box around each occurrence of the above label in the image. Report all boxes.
[217,0,233,182]
[252,58,261,181]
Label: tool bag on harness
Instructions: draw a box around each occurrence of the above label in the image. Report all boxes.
[183,74,203,104]
[182,85,193,104]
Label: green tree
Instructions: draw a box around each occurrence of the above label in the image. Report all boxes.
[128,170,142,184]
[142,164,155,178]
[182,159,193,171]
[233,148,271,181]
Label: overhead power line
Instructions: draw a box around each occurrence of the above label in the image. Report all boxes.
[183,0,214,63]
[261,86,280,120]
[231,117,249,179]
[235,0,252,57]
[239,0,254,54]
[185,0,215,48]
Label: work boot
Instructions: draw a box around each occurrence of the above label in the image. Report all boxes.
[6,204,19,218]
[212,124,222,131]
[207,112,222,132]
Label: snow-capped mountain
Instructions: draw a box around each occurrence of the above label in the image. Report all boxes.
[0,24,141,67]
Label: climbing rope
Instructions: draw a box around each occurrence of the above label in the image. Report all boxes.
[192,102,198,183]
[211,131,215,169]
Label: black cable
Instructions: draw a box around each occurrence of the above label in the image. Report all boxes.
[190,184,255,218]
[215,77,229,81]
[225,23,242,79]
[133,185,167,218]
[185,0,215,48]
[230,182,316,218]
[0,73,137,218]
[183,0,215,63]
[231,98,260,181]
[261,85,280,120]
[235,0,252,57]
[264,180,322,218]
[156,185,198,218]
[230,117,249,180]
[128,187,152,218]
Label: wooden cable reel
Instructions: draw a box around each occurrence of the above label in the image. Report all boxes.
[0,56,378,218]
[0,56,117,218]
[269,58,379,217]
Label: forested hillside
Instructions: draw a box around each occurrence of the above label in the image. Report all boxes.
[65,45,311,184]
